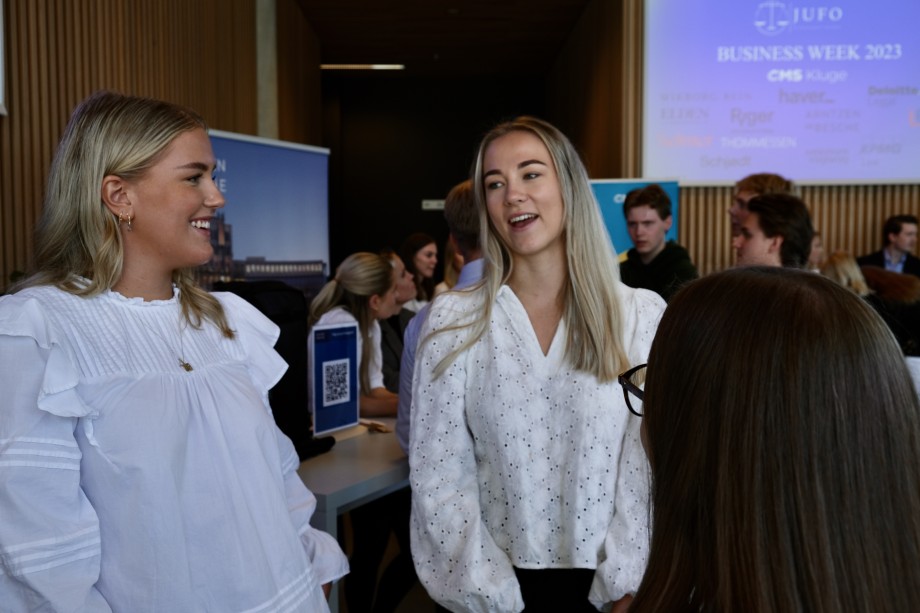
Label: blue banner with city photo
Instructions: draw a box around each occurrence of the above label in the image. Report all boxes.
[204,130,330,297]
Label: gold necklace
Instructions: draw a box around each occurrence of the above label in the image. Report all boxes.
[144,320,194,372]
[130,311,194,372]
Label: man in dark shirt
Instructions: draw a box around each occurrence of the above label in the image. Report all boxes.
[857,214,920,278]
[619,184,698,302]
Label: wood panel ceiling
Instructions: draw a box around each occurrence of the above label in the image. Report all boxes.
[295,0,592,76]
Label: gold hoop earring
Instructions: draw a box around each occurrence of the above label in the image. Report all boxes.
[118,210,134,231]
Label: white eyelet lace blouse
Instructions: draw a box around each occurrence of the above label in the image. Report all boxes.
[409,283,664,613]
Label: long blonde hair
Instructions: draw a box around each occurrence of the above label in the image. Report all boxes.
[19,90,232,337]
[309,252,395,392]
[820,251,870,297]
[433,116,629,382]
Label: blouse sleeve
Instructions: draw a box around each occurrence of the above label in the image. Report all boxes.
[368,319,386,390]
[588,414,651,607]
[0,297,112,611]
[590,287,663,607]
[218,293,348,584]
[409,301,524,613]
[396,308,426,455]
[277,428,350,585]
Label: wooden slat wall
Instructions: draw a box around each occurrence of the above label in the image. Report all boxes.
[550,0,920,276]
[0,0,260,290]
[277,0,323,145]
[679,178,920,276]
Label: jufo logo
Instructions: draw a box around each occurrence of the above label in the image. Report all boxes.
[754,1,791,35]
[754,2,844,35]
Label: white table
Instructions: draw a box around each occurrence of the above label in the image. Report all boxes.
[297,422,410,612]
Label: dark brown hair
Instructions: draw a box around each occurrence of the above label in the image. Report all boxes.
[746,193,814,268]
[882,214,919,246]
[399,232,437,301]
[623,183,671,220]
[632,267,920,613]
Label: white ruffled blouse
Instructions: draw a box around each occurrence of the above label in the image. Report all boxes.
[0,285,347,612]
[409,283,664,613]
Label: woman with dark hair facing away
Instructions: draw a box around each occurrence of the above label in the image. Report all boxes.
[309,252,402,417]
[625,267,920,612]
[409,117,664,612]
[0,91,347,610]
[398,232,438,311]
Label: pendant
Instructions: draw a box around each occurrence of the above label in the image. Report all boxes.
[179,358,194,372]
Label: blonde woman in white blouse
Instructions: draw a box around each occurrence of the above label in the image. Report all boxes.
[0,91,347,611]
[409,117,665,613]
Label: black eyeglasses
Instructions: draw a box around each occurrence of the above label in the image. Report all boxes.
[618,363,646,417]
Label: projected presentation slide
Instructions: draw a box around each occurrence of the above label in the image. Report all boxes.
[643,0,920,185]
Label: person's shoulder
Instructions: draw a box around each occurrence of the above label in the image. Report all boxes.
[397,307,415,330]
[212,291,269,323]
[424,285,484,331]
[663,241,692,258]
[618,251,642,283]
[615,282,666,345]
[1,285,98,325]
[857,250,883,266]
[904,253,920,274]
[0,285,82,346]
[434,284,485,309]
[617,281,666,312]
[662,242,699,275]
[6,284,74,305]
[620,248,642,265]
[312,305,357,327]
[210,291,281,344]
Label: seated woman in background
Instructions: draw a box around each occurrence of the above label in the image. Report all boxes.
[398,232,438,311]
[627,267,920,612]
[807,231,825,272]
[309,252,401,417]
[820,250,871,296]
[822,251,920,356]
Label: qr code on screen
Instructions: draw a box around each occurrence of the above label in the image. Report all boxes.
[322,358,351,406]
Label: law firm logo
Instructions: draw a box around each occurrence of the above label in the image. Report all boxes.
[755,2,791,35]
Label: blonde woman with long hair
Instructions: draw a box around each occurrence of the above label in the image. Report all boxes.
[409,117,664,612]
[308,252,401,417]
[0,91,347,610]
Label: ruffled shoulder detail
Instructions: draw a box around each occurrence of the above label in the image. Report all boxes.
[213,292,288,399]
[0,291,96,419]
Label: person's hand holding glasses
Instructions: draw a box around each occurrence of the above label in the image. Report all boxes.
[618,363,646,417]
